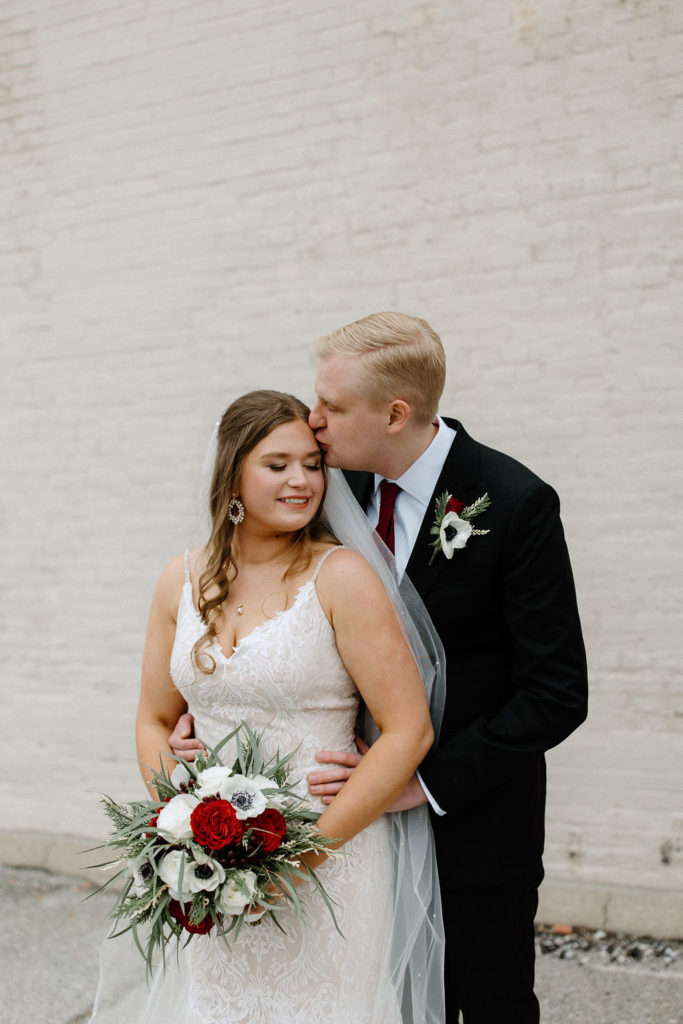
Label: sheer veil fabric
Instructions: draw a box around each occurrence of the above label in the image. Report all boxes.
[89,432,446,1024]
[320,468,446,1024]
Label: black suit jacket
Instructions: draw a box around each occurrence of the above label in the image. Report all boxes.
[344,419,588,891]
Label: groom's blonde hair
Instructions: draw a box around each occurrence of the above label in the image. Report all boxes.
[314,312,446,425]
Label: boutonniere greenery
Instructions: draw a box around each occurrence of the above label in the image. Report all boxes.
[428,491,491,564]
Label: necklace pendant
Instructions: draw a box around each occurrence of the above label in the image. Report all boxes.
[236,604,244,616]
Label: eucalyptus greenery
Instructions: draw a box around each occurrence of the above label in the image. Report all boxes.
[87,723,341,974]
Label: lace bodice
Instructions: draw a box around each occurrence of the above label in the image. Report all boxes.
[170,549,360,793]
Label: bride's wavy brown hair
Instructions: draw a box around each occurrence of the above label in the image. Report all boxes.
[192,390,336,674]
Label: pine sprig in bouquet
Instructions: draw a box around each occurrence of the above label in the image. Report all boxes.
[89,723,340,971]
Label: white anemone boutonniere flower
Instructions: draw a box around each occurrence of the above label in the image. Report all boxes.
[428,491,491,564]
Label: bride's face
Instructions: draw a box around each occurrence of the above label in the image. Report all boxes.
[237,419,325,533]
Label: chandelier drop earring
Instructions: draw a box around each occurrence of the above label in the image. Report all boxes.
[228,496,245,524]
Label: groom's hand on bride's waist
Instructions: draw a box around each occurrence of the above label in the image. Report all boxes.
[307,735,369,804]
[308,736,428,812]
[168,711,205,761]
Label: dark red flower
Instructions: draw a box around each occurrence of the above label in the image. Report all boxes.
[191,798,244,849]
[145,798,167,837]
[145,796,173,837]
[249,809,287,853]
[445,497,465,515]
[168,899,215,934]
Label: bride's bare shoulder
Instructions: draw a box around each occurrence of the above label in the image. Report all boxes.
[155,552,182,586]
[314,546,379,594]
[314,548,398,634]
[153,548,202,612]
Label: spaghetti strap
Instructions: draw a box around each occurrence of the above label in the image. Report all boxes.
[310,545,345,583]
[183,549,191,585]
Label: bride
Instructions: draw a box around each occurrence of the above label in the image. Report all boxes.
[91,389,444,1024]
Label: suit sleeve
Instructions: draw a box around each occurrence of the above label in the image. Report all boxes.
[419,481,588,816]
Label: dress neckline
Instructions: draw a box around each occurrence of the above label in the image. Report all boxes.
[184,576,319,663]
[183,546,340,664]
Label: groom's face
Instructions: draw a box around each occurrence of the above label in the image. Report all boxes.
[310,355,388,472]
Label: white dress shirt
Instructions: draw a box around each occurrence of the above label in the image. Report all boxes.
[365,417,456,815]
[366,417,456,578]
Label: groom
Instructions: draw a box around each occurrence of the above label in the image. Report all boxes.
[306,313,587,1023]
[171,312,588,1023]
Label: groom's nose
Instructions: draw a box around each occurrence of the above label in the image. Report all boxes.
[309,401,325,429]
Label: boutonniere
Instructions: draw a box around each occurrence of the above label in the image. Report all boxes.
[428,491,491,564]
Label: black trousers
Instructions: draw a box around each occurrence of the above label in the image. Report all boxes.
[441,880,540,1024]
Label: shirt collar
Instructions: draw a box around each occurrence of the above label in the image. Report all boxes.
[373,417,456,509]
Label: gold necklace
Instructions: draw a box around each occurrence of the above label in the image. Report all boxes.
[230,542,300,618]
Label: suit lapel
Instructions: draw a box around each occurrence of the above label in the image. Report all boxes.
[404,420,482,602]
[341,469,374,509]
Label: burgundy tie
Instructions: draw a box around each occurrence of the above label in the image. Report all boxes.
[376,480,400,554]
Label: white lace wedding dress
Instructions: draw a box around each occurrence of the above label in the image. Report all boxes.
[172,547,402,1023]
[95,547,402,1024]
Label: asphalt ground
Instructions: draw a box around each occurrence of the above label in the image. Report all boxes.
[1,865,681,1024]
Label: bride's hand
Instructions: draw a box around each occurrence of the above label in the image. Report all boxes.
[243,906,267,925]
[307,735,369,805]
[243,869,302,923]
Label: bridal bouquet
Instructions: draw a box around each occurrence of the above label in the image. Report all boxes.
[90,724,339,970]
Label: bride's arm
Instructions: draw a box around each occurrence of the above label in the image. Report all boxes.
[303,549,434,868]
[135,555,188,798]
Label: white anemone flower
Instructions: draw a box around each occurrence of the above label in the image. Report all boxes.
[156,792,199,842]
[157,849,193,901]
[219,774,268,820]
[439,512,472,559]
[251,773,289,810]
[217,870,258,915]
[129,857,154,896]
[170,762,192,788]
[184,857,226,894]
[194,765,232,798]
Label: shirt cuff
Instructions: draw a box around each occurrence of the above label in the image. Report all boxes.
[416,770,446,816]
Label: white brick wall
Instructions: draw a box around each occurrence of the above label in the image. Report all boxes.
[2,0,681,933]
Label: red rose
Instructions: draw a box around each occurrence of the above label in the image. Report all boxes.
[445,497,465,515]
[191,798,244,849]
[249,809,287,853]
[168,899,215,935]
[145,797,168,837]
